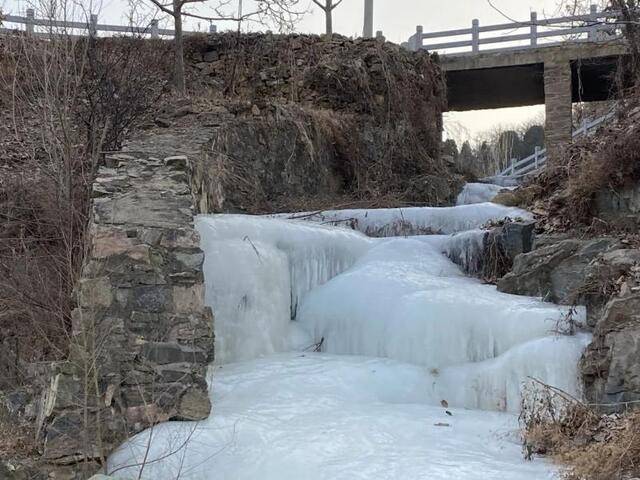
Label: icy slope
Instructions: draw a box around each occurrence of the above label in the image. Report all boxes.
[109,207,589,480]
[108,354,556,480]
[297,237,586,411]
[196,215,372,363]
[456,182,514,205]
[277,202,531,237]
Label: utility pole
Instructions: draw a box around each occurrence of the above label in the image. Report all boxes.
[363,0,373,38]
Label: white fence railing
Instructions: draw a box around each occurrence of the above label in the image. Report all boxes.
[407,4,623,54]
[497,110,616,178]
[0,9,216,38]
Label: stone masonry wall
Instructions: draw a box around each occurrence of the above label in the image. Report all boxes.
[38,150,213,477]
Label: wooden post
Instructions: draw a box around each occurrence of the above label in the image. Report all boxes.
[471,19,479,53]
[588,4,598,41]
[26,8,35,35]
[534,146,540,169]
[150,19,159,38]
[89,13,98,38]
[530,11,537,46]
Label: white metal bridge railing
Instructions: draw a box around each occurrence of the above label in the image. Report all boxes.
[407,4,623,54]
[497,110,616,178]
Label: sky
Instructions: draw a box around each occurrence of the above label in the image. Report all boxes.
[2,0,579,145]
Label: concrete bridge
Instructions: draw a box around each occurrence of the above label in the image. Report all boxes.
[407,6,630,159]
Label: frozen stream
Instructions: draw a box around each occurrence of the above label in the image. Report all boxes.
[108,195,588,480]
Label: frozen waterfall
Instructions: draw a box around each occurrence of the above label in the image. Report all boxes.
[108,201,588,480]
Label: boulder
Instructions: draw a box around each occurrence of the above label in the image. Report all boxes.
[497,238,619,303]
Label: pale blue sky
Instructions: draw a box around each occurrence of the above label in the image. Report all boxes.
[2,0,583,143]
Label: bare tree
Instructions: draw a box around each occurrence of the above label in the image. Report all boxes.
[144,0,304,94]
[311,0,344,35]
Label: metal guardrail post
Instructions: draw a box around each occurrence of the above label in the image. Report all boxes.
[26,8,35,35]
[471,19,479,53]
[530,11,537,46]
[150,19,159,38]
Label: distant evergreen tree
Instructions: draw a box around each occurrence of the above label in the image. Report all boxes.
[522,125,545,157]
[442,139,459,159]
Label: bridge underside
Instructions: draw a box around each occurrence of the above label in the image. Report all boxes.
[445,55,624,111]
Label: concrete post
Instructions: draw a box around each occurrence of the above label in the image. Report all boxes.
[534,146,540,169]
[471,19,480,53]
[363,0,374,39]
[544,62,573,162]
[26,8,35,35]
[588,4,598,41]
[150,19,159,39]
[414,25,423,51]
[530,11,537,46]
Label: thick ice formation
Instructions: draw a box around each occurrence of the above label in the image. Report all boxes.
[196,215,372,363]
[110,205,589,480]
[297,237,586,411]
[277,202,531,237]
[108,354,556,480]
[456,182,514,205]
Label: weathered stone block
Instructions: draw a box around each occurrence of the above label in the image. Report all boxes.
[132,286,169,313]
[172,285,205,314]
[176,387,211,420]
[140,342,208,365]
[78,277,113,309]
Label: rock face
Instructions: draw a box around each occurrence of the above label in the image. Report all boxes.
[582,294,640,410]
[498,235,640,411]
[38,152,213,473]
[185,33,461,213]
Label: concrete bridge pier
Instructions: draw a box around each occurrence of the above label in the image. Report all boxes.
[544,62,573,162]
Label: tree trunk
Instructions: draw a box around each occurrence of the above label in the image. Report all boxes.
[173,0,186,95]
[325,0,333,35]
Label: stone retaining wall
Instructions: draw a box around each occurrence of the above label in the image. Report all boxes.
[38,151,213,477]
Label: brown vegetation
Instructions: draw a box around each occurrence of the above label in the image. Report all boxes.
[521,383,640,480]
[0,34,171,390]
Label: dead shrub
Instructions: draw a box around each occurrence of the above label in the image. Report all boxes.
[0,34,172,389]
[521,379,640,480]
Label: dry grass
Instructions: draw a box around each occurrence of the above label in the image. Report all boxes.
[521,381,640,480]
